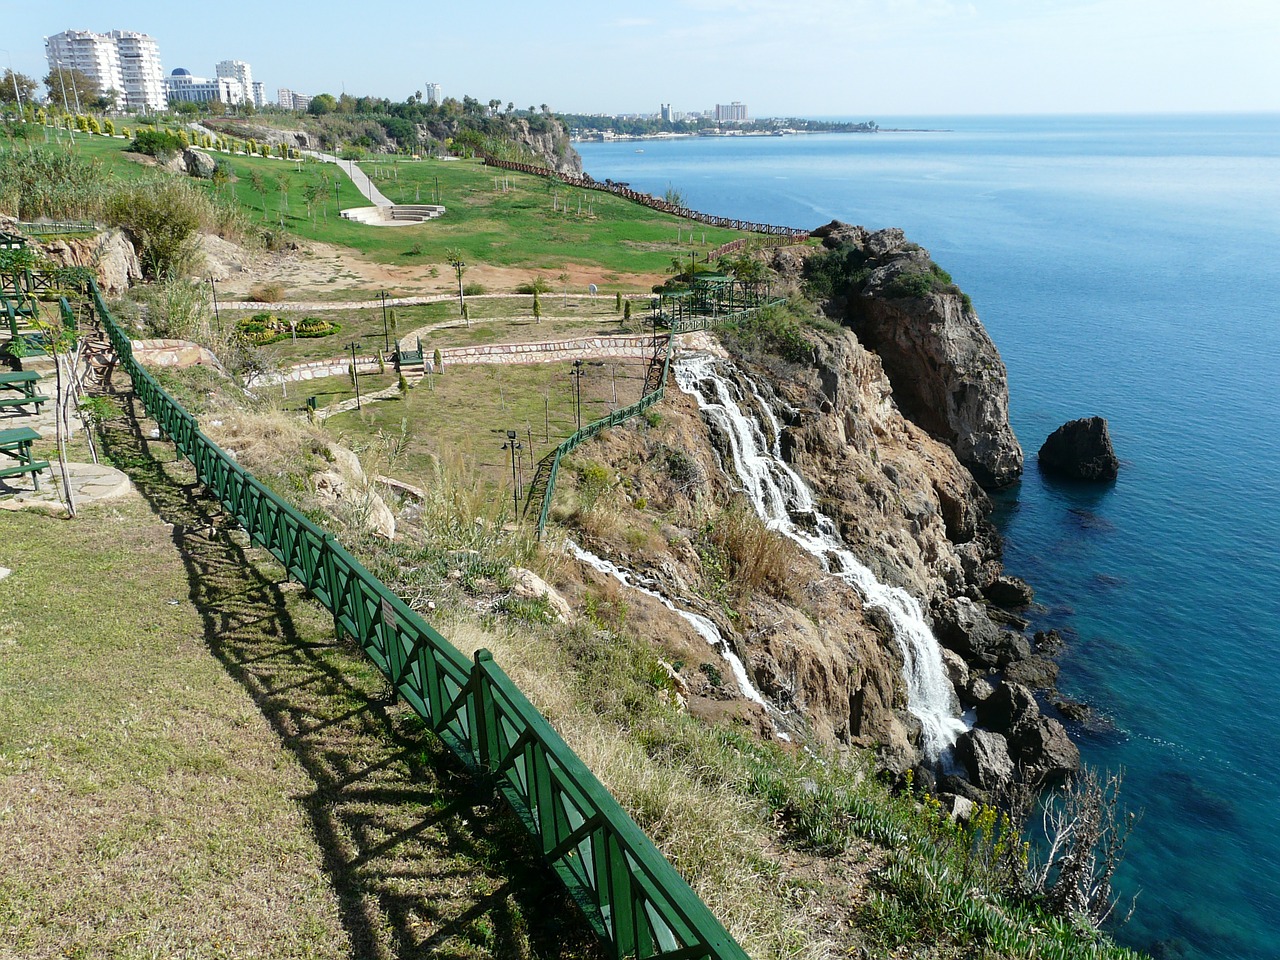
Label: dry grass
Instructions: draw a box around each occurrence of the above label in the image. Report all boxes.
[708,499,800,602]
[0,499,350,960]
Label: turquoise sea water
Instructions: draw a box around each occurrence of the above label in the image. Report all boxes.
[577,115,1280,960]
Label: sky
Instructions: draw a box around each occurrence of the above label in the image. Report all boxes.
[2,0,1277,116]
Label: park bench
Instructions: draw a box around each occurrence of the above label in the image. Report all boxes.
[0,371,49,412]
[0,426,49,491]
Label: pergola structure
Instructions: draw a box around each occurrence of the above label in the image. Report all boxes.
[653,271,772,325]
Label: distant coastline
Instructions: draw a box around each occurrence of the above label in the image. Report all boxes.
[571,127,949,143]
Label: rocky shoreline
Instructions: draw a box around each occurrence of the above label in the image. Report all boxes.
[760,221,1088,802]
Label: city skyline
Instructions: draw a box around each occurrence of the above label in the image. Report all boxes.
[3,1,1277,116]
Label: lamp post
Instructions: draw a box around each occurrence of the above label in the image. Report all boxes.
[503,430,523,513]
[571,359,584,432]
[347,340,362,410]
[0,49,22,115]
[208,276,220,326]
[378,289,390,352]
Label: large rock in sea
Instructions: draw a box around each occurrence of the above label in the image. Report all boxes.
[1038,417,1119,481]
[954,728,1015,790]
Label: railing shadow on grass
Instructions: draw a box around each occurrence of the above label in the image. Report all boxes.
[95,396,602,960]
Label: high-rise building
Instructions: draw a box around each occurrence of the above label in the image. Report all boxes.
[715,101,748,123]
[660,103,671,123]
[278,88,311,112]
[44,29,166,111]
[215,60,253,106]
[425,82,442,105]
[251,81,266,109]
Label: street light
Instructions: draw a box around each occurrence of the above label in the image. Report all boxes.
[347,340,363,410]
[502,429,523,513]
[378,290,390,352]
[0,49,23,115]
[571,359,584,432]
[208,276,220,326]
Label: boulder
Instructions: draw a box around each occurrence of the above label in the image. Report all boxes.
[939,647,970,695]
[976,681,1039,733]
[953,728,1015,791]
[183,147,218,179]
[933,597,1003,667]
[507,566,573,623]
[984,575,1034,609]
[1038,417,1119,481]
[1008,716,1080,783]
[1003,655,1060,690]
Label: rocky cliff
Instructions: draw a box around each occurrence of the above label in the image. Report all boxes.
[806,223,1024,488]
[564,237,1071,795]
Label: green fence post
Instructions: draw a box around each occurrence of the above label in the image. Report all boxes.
[472,649,496,771]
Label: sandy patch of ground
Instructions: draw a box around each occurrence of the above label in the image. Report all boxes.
[206,238,663,301]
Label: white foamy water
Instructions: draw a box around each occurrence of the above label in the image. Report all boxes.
[674,354,968,760]
[567,541,768,708]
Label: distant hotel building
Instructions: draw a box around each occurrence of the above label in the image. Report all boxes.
[278,88,311,112]
[715,101,748,123]
[165,68,241,105]
[425,82,442,105]
[44,29,166,111]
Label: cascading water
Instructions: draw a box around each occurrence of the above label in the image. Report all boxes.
[567,541,770,710]
[674,354,969,762]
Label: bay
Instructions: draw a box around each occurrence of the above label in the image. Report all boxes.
[577,114,1280,960]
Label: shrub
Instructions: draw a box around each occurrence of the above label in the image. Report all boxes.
[248,282,285,303]
[105,178,206,277]
[130,128,184,158]
[462,282,485,296]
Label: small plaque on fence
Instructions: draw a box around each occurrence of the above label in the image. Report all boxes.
[381,596,398,630]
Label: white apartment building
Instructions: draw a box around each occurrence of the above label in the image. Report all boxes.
[278,88,311,112]
[251,81,266,109]
[215,60,256,106]
[166,68,241,105]
[715,101,748,123]
[44,29,166,111]
[425,82,442,105]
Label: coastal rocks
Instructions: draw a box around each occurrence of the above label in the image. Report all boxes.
[1038,417,1119,481]
[983,575,1034,609]
[857,273,1024,487]
[810,223,1024,489]
[971,681,1081,784]
[933,597,1030,668]
[954,728,1015,791]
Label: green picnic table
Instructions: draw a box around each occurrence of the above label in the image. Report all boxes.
[0,426,49,490]
[0,371,49,412]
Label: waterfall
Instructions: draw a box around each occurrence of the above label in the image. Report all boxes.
[567,541,769,710]
[673,354,968,761]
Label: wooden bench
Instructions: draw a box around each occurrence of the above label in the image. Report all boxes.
[0,426,49,491]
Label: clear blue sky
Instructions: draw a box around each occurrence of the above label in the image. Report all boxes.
[2,0,1277,116]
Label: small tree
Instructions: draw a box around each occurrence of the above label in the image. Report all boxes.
[433,347,443,373]
[615,291,622,312]
[532,289,541,323]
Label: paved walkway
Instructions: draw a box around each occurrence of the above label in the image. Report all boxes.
[303,150,393,207]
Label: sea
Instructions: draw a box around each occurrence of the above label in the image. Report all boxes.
[576,114,1280,960]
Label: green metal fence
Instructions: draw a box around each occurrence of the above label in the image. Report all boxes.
[75,274,748,960]
[525,300,786,538]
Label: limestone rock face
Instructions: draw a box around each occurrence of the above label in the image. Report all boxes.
[1038,417,1119,481]
[811,223,1024,488]
[38,229,142,294]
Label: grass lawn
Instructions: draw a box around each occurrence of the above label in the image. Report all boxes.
[0,407,600,959]
[319,358,653,497]
[51,131,753,279]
